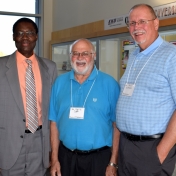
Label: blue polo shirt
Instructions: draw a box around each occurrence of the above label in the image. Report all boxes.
[49,66,120,150]
[116,36,176,135]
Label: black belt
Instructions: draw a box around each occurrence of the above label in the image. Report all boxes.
[60,142,110,155]
[122,132,164,141]
[25,125,42,133]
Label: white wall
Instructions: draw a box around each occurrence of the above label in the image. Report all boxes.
[52,0,175,31]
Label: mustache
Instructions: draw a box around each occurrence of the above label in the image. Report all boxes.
[132,30,145,35]
[21,39,30,43]
[74,60,87,64]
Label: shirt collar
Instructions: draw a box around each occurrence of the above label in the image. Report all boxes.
[70,65,98,81]
[134,36,163,56]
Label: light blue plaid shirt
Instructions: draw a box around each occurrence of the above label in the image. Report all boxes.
[116,36,176,135]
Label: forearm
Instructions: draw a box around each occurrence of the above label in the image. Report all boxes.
[157,110,176,163]
[109,122,120,164]
[50,121,60,162]
[50,121,61,176]
[105,122,120,176]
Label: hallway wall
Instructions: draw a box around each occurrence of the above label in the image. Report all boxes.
[52,0,175,31]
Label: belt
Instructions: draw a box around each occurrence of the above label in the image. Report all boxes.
[60,142,110,155]
[25,125,42,133]
[122,132,164,141]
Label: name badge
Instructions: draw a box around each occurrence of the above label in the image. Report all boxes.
[122,83,135,96]
[69,107,85,119]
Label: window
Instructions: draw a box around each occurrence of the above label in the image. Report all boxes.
[0,0,43,57]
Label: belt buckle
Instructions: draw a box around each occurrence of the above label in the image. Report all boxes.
[74,149,89,155]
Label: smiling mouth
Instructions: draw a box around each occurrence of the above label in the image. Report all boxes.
[135,33,143,36]
[22,43,29,47]
[133,30,145,36]
[21,42,31,48]
[76,62,86,67]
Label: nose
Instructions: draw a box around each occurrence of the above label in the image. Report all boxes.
[133,22,141,29]
[77,56,83,60]
[77,53,84,59]
[21,32,29,38]
[135,21,141,26]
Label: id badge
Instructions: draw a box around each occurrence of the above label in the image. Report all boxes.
[122,83,135,96]
[69,107,85,119]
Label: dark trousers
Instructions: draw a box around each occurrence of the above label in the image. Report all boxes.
[58,143,112,176]
[118,133,176,176]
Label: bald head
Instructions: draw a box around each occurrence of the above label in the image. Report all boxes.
[129,4,156,19]
[70,38,95,53]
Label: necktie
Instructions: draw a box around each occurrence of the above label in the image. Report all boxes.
[26,59,38,133]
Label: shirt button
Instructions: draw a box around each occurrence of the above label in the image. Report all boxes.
[20,135,23,138]
[23,119,26,122]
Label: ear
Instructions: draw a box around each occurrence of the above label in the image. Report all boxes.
[154,18,159,31]
[35,34,38,41]
[13,34,15,41]
[93,52,96,60]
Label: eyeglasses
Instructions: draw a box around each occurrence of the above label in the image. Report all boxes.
[14,31,36,38]
[70,51,94,58]
[126,18,156,27]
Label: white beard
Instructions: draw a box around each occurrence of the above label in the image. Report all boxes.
[135,38,147,45]
[71,59,94,75]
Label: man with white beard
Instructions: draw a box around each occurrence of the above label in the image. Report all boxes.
[116,4,176,176]
[49,38,120,176]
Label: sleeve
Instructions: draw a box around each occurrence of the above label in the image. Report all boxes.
[49,80,58,122]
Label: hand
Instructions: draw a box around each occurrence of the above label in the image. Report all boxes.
[156,145,168,164]
[105,165,118,176]
[50,160,61,176]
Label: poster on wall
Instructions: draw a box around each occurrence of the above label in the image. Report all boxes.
[122,41,136,69]
[104,2,176,30]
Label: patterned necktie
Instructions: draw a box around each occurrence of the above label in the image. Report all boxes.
[26,59,38,133]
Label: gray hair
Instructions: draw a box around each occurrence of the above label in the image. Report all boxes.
[69,38,95,53]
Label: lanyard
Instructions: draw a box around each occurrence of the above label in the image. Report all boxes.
[71,68,98,108]
[126,42,163,85]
